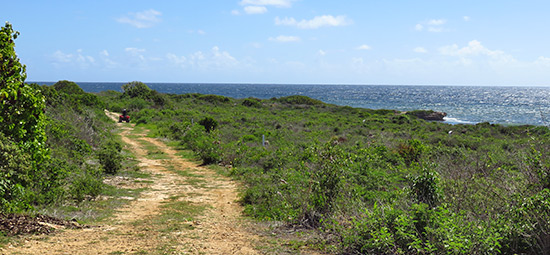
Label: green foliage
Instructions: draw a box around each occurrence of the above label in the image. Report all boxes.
[0,133,32,212]
[397,139,426,166]
[53,80,85,95]
[96,86,550,254]
[276,95,324,105]
[198,117,218,133]
[69,166,104,202]
[120,81,168,109]
[197,94,230,104]
[97,140,123,174]
[0,22,48,165]
[122,81,152,98]
[0,22,49,212]
[242,98,261,107]
[408,167,442,207]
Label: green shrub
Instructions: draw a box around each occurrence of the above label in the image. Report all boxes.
[69,166,103,202]
[0,133,32,212]
[242,98,261,107]
[121,81,152,98]
[53,80,85,95]
[197,94,230,104]
[199,117,218,133]
[97,140,123,174]
[408,167,442,207]
[276,95,324,105]
[397,139,426,165]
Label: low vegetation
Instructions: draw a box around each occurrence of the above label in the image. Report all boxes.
[3,21,550,254]
[99,81,550,254]
[1,23,127,224]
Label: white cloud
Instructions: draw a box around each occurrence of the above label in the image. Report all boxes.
[52,50,73,63]
[414,47,428,53]
[535,56,550,66]
[239,0,294,8]
[269,35,301,42]
[99,50,117,68]
[416,18,447,33]
[52,49,96,68]
[125,47,145,55]
[439,40,516,65]
[463,16,471,21]
[244,6,268,14]
[169,46,239,71]
[356,44,371,50]
[275,15,352,29]
[117,9,162,28]
[124,47,147,65]
[427,19,446,25]
[167,53,186,65]
[319,50,326,56]
[231,9,241,15]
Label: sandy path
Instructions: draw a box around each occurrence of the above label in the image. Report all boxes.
[1,111,260,254]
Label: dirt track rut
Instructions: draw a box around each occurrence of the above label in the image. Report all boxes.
[1,111,260,254]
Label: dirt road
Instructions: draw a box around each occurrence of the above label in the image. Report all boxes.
[2,111,260,254]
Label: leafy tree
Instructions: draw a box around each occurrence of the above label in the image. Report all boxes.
[53,80,85,95]
[121,81,152,98]
[0,22,48,165]
[0,22,48,211]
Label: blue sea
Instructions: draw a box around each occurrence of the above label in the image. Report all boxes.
[34,82,550,126]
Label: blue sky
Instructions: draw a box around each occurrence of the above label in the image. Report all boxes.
[3,1,550,85]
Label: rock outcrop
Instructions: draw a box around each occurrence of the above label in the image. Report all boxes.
[406,110,447,121]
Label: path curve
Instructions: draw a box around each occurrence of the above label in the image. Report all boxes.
[1,110,260,254]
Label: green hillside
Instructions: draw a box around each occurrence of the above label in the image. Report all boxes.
[100,81,550,254]
[3,21,550,254]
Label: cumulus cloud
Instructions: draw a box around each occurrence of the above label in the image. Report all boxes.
[166,53,186,66]
[239,0,294,8]
[117,9,162,28]
[275,15,352,29]
[439,40,516,65]
[52,49,95,68]
[168,46,239,71]
[356,44,371,50]
[535,56,550,66]
[99,50,117,68]
[269,35,301,42]
[414,47,428,53]
[427,19,446,25]
[238,0,293,15]
[416,18,446,32]
[244,6,268,14]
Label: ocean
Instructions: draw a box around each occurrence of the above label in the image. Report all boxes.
[34,82,550,126]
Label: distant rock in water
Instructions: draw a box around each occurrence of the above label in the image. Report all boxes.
[405,110,447,121]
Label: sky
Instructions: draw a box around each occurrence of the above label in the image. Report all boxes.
[2,0,550,85]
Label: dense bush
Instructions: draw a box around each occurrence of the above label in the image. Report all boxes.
[276,95,324,105]
[103,87,550,254]
[0,22,49,211]
[97,140,123,174]
[198,117,218,133]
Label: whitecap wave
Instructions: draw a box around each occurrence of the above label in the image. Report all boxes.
[443,117,476,125]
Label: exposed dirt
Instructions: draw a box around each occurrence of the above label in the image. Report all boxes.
[1,110,261,254]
